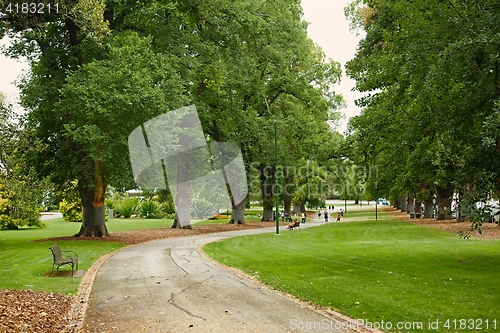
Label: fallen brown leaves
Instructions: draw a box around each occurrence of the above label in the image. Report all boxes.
[385,207,500,239]
[38,221,282,245]
[0,290,73,333]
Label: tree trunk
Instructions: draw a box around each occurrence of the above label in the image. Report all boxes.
[172,166,192,229]
[283,174,293,216]
[415,201,422,215]
[406,195,414,213]
[75,161,109,237]
[262,202,274,221]
[423,198,434,218]
[436,184,454,220]
[229,195,246,224]
[401,196,407,212]
[394,197,401,209]
[456,191,465,222]
[293,201,301,214]
[284,198,291,217]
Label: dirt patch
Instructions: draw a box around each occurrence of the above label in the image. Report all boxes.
[385,207,500,239]
[35,221,282,245]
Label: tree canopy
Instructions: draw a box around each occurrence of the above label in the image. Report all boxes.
[345,0,500,223]
[1,0,344,232]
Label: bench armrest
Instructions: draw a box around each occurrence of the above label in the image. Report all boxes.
[61,250,78,259]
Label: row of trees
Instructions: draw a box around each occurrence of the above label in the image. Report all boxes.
[344,0,500,224]
[0,0,347,234]
[0,93,51,229]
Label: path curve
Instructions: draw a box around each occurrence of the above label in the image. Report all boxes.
[80,218,364,333]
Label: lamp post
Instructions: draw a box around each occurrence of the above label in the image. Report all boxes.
[265,97,279,235]
[274,118,279,235]
[344,180,347,214]
[375,182,378,221]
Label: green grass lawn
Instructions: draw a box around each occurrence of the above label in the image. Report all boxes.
[0,217,176,295]
[0,211,263,296]
[203,211,500,332]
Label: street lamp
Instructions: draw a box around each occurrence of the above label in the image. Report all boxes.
[265,97,279,235]
[375,182,378,221]
[274,118,279,235]
[344,180,347,214]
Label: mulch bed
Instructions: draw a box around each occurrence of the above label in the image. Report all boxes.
[0,290,73,333]
[385,207,500,239]
[35,221,283,245]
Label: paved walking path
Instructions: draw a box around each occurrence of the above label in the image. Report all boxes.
[80,215,362,333]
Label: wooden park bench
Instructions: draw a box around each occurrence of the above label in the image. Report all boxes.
[49,244,79,276]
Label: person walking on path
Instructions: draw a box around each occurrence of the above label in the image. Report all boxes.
[301,212,306,224]
[336,212,341,222]
[324,210,328,222]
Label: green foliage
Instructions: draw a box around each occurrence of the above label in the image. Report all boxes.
[59,199,82,222]
[104,198,114,209]
[139,199,163,219]
[0,103,48,229]
[57,180,82,222]
[160,200,175,215]
[345,0,500,213]
[0,215,21,230]
[2,0,345,226]
[114,198,139,218]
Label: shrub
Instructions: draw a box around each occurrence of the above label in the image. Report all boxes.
[0,215,21,230]
[0,186,45,229]
[59,199,82,222]
[104,198,115,209]
[139,199,163,219]
[0,213,45,230]
[160,200,175,215]
[114,197,139,218]
[208,214,228,220]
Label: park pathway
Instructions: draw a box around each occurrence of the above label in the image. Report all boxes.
[80,214,362,333]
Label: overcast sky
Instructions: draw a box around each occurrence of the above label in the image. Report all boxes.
[301,0,364,133]
[0,37,30,107]
[0,0,363,131]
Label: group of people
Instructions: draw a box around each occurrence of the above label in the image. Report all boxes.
[275,211,307,223]
[318,207,343,222]
[282,206,344,230]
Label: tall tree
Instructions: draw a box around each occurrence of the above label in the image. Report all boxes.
[345,0,500,223]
